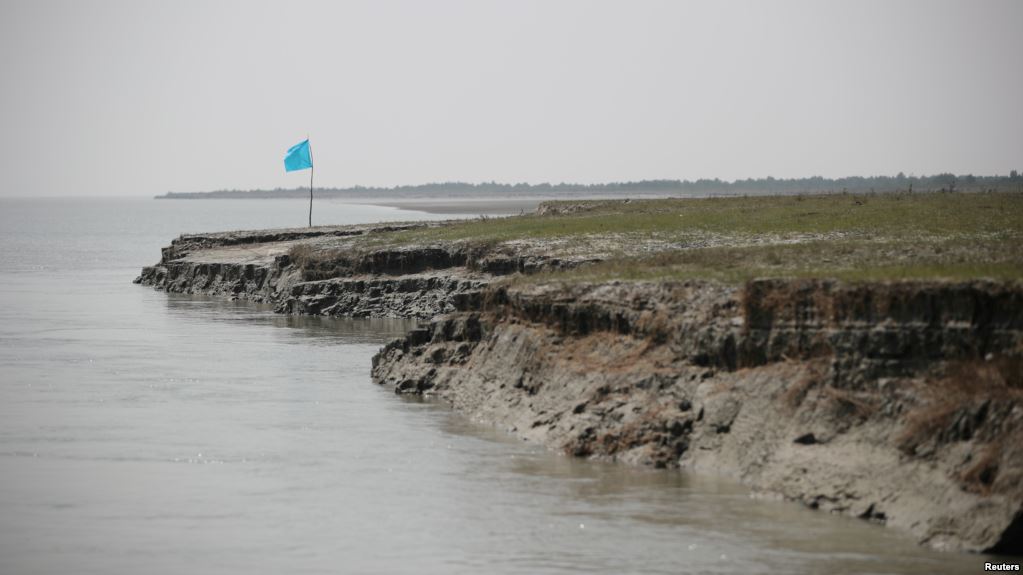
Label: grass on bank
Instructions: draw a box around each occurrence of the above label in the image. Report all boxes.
[340,190,1023,284]
[386,190,1023,245]
[517,237,1023,284]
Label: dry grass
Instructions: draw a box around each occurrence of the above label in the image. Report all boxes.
[822,386,879,419]
[287,243,348,280]
[781,361,830,409]
[287,243,317,270]
[960,441,1004,496]
[899,356,1023,455]
[557,332,676,377]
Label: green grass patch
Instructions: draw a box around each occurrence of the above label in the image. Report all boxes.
[380,190,1023,246]
[514,237,1023,284]
[320,190,1022,284]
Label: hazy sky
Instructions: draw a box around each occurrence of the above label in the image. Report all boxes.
[1,0,1020,197]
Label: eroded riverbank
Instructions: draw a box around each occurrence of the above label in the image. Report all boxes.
[135,193,1023,555]
[373,279,1023,554]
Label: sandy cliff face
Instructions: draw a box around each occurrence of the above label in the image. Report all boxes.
[371,279,1023,554]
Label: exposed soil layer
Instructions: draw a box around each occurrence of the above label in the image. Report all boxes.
[135,222,601,319]
[371,280,1023,554]
[136,212,1023,554]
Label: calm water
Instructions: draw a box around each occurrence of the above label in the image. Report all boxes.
[0,198,981,574]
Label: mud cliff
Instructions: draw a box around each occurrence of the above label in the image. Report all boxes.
[134,223,589,319]
[372,279,1023,554]
[136,212,1023,555]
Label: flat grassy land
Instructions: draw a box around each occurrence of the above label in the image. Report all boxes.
[350,190,1023,283]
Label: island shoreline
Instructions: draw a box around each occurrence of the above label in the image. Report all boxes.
[134,195,1023,555]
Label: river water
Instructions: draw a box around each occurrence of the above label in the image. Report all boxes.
[0,198,982,574]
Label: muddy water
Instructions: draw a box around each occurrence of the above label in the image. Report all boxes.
[0,198,985,574]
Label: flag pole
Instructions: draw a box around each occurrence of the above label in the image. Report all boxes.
[308,139,314,227]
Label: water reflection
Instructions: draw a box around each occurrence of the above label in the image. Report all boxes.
[163,292,419,344]
[1,267,988,574]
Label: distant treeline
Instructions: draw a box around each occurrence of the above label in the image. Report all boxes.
[157,171,1023,199]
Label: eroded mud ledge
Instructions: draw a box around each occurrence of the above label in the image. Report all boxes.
[137,211,1023,555]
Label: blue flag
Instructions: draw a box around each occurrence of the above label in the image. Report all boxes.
[284,139,313,172]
